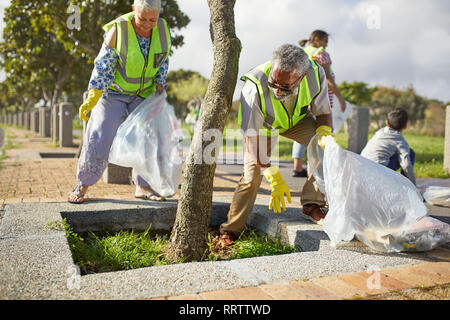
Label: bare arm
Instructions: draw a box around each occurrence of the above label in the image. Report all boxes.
[315,113,333,129]
[245,135,272,169]
[322,62,346,112]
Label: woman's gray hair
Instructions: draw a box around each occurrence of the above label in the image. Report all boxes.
[271,44,311,76]
[134,0,161,11]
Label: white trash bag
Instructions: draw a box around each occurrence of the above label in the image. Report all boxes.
[109,92,184,197]
[307,135,450,252]
[417,179,450,208]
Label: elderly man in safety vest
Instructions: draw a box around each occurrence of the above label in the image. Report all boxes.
[68,0,171,203]
[217,44,334,246]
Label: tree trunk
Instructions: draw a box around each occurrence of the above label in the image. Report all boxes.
[166,0,241,261]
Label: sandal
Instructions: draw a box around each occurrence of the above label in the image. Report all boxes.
[68,184,87,204]
[135,193,166,201]
[135,186,165,202]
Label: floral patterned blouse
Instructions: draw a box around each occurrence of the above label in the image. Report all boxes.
[88,34,169,97]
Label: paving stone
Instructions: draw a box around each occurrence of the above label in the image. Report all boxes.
[311,276,367,299]
[199,289,237,300]
[337,271,411,296]
[381,266,438,287]
[289,280,339,300]
[167,294,203,300]
[409,262,450,284]
[4,198,22,204]
[230,287,273,300]
[22,197,40,203]
[258,282,309,300]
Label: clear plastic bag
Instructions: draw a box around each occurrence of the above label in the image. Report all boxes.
[331,96,354,135]
[307,135,450,252]
[108,92,184,197]
[418,179,450,208]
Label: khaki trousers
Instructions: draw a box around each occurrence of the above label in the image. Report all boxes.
[220,113,326,234]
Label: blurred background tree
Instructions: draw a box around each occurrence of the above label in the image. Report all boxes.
[166,69,209,118]
[369,85,428,130]
[338,81,374,106]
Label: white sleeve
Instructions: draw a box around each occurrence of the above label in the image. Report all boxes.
[239,81,275,166]
[240,81,265,134]
[397,140,416,185]
[310,65,332,116]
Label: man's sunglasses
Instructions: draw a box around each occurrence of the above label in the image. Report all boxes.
[268,74,303,94]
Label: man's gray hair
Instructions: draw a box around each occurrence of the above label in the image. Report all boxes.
[271,44,311,76]
[134,0,161,11]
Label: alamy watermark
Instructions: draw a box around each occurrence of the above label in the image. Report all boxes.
[66,265,81,291]
[366,4,381,30]
[66,4,81,31]
[67,1,113,30]
[366,265,381,290]
[176,126,281,169]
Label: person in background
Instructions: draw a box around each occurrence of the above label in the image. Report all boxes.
[361,108,416,186]
[291,30,346,177]
[68,0,171,203]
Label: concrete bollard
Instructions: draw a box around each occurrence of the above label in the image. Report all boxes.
[59,102,73,147]
[31,110,40,133]
[18,111,23,127]
[25,111,31,130]
[102,163,132,185]
[52,105,60,144]
[444,106,450,173]
[347,106,370,154]
[39,108,51,137]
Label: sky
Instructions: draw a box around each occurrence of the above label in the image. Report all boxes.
[1,0,449,103]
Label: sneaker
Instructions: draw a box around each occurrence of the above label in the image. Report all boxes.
[301,203,326,225]
[292,169,307,177]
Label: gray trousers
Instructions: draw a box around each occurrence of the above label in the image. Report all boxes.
[77,92,150,187]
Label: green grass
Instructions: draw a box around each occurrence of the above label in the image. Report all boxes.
[402,133,448,178]
[207,228,295,262]
[47,219,294,275]
[47,220,178,274]
[0,124,22,167]
[73,118,83,130]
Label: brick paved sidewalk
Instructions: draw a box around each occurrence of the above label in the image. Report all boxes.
[1,125,449,300]
[0,126,271,206]
[157,261,450,300]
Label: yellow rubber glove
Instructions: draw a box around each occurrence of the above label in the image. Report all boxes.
[263,166,291,214]
[79,89,102,121]
[316,125,335,149]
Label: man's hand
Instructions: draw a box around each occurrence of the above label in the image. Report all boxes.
[316,125,335,149]
[263,166,291,213]
[79,89,102,122]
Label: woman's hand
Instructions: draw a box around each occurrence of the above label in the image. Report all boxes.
[338,96,346,112]
[156,84,165,95]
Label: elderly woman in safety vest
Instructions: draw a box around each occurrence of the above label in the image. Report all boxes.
[68,0,171,203]
[217,44,334,246]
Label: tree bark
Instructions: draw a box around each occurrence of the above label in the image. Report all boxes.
[167,0,241,261]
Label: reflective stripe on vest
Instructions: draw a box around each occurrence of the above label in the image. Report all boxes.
[240,60,321,132]
[103,13,171,97]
